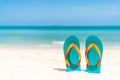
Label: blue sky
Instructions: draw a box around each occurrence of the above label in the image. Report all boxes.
[0,0,120,26]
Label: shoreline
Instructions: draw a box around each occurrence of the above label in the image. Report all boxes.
[0,43,119,49]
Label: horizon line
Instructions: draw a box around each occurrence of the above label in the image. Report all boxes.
[0,26,120,30]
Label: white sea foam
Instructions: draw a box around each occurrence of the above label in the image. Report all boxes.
[52,41,64,45]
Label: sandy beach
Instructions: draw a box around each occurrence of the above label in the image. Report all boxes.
[0,44,120,80]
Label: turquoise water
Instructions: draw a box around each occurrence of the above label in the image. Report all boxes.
[0,26,120,46]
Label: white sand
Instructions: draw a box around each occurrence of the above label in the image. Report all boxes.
[0,44,120,80]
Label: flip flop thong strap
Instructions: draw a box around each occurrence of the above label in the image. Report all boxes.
[85,43,101,67]
[65,43,81,67]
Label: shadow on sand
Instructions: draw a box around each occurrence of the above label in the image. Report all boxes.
[53,68,66,72]
[53,68,86,72]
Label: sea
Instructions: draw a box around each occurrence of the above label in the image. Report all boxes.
[0,26,120,47]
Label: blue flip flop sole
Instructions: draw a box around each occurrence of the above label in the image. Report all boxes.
[86,35,103,73]
[63,35,81,72]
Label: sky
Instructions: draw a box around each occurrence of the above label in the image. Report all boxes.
[0,0,120,26]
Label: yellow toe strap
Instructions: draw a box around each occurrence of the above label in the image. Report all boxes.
[85,43,101,67]
[65,43,81,67]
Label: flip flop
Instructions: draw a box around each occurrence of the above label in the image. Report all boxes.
[85,35,103,73]
[63,35,81,72]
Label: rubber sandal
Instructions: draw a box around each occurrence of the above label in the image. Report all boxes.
[63,35,81,72]
[85,35,103,73]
